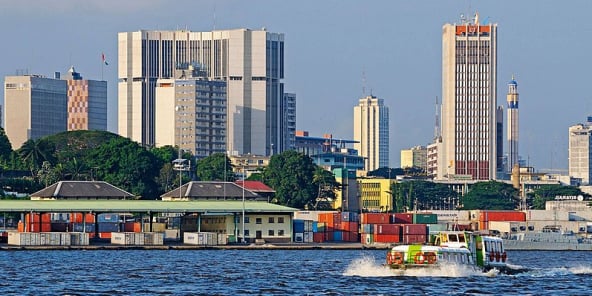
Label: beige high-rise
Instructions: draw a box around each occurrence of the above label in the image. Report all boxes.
[439,15,497,180]
[4,75,67,149]
[353,95,389,173]
[118,29,288,156]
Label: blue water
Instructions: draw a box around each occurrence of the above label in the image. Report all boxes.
[0,249,590,295]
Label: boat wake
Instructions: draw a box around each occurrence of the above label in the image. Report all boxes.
[510,265,592,277]
[343,255,493,278]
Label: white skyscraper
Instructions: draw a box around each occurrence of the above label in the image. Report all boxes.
[118,29,287,156]
[353,95,389,172]
[439,14,498,180]
[507,76,519,172]
[569,119,592,185]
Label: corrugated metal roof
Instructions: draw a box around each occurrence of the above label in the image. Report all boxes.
[30,181,135,199]
[160,181,259,199]
[235,181,275,193]
[0,200,296,213]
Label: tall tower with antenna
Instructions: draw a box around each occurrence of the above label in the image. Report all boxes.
[507,75,519,172]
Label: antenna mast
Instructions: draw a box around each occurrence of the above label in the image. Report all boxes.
[362,69,367,96]
[434,96,441,140]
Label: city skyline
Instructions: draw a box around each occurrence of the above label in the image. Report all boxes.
[1,1,591,170]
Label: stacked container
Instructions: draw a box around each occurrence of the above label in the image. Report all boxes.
[183,232,219,246]
[111,232,164,245]
[8,232,89,246]
[314,212,359,243]
[293,219,314,243]
[360,212,437,245]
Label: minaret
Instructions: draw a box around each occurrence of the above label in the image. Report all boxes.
[507,75,519,172]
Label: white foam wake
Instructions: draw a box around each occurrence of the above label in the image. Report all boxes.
[343,255,490,278]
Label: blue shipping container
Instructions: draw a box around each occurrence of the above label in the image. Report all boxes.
[293,220,305,233]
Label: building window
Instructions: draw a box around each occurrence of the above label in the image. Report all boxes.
[244,217,250,223]
[278,230,284,236]
[256,218,262,224]
[278,217,284,223]
[268,230,274,236]
[268,217,274,223]
[244,230,250,237]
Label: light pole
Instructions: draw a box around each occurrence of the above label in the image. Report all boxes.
[241,160,246,244]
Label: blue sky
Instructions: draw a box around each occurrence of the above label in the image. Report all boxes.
[1,0,591,171]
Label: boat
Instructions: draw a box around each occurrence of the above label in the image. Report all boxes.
[502,226,592,251]
[386,231,510,273]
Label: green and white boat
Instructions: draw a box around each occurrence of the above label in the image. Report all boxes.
[386,231,510,273]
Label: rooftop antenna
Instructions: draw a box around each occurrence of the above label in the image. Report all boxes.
[362,69,366,96]
[213,3,217,31]
[434,96,441,140]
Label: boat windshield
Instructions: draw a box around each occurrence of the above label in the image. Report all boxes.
[458,233,465,243]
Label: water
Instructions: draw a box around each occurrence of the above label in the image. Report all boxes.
[0,249,591,295]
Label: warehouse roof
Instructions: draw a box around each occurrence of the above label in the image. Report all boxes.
[30,181,135,200]
[161,181,261,201]
[0,200,297,213]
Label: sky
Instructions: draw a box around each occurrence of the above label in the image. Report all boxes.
[1,0,591,172]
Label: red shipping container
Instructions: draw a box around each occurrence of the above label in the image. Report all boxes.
[124,222,142,232]
[361,213,390,224]
[403,234,427,244]
[349,231,359,242]
[99,232,112,239]
[313,232,324,243]
[391,213,413,224]
[342,221,359,232]
[373,234,401,243]
[374,224,401,235]
[403,224,427,235]
[333,212,342,224]
[479,211,525,222]
[325,231,334,242]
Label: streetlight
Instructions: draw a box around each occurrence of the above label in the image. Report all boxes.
[241,160,246,244]
[172,148,190,199]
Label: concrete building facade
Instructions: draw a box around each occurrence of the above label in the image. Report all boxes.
[4,74,67,149]
[568,119,592,185]
[118,29,288,156]
[507,77,519,173]
[64,67,107,131]
[439,14,498,180]
[401,145,428,170]
[155,65,227,159]
[353,95,389,173]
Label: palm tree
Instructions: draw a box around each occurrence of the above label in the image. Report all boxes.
[18,139,54,175]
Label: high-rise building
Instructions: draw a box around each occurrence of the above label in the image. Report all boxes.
[400,146,427,171]
[507,76,519,173]
[568,118,592,185]
[281,93,297,154]
[118,29,287,156]
[4,74,67,149]
[496,105,504,176]
[64,66,108,131]
[439,14,498,180]
[155,64,227,159]
[353,95,389,172]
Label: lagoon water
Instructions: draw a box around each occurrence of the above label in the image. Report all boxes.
[0,249,590,295]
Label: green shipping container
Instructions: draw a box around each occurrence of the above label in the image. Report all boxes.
[413,213,438,224]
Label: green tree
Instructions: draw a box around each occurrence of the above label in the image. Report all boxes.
[0,128,13,163]
[196,152,235,181]
[310,166,340,210]
[461,181,519,210]
[84,137,159,199]
[262,150,317,209]
[390,180,458,212]
[17,139,55,175]
[528,184,586,210]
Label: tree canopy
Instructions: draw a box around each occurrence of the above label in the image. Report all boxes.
[528,184,587,210]
[391,180,459,212]
[196,152,235,182]
[262,150,317,209]
[461,181,519,210]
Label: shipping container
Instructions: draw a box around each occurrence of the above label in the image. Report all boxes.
[97,213,120,223]
[360,224,373,234]
[373,224,401,235]
[402,234,427,244]
[293,220,306,233]
[98,222,119,233]
[294,210,337,222]
[304,232,314,243]
[479,211,526,222]
[294,232,304,242]
[413,213,438,224]
[391,213,413,224]
[373,234,400,243]
[361,213,390,224]
[184,232,218,246]
[341,221,359,232]
[124,222,142,232]
[72,223,95,233]
[341,212,360,222]
[429,210,470,222]
[403,224,427,235]
[333,231,343,241]
[361,233,374,245]
[313,232,324,243]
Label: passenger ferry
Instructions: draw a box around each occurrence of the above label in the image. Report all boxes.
[386,231,509,273]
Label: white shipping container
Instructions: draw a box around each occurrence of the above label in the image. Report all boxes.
[524,210,569,221]
[217,233,228,245]
[304,232,313,243]
[429,210,470,222]
[294,232,304,242]
[184,232,217,246]
[111,232,129,245]
[294,211,337,222]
